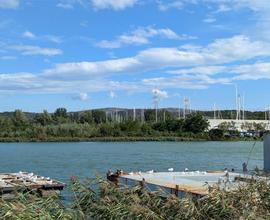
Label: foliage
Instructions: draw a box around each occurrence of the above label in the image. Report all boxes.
[2,177,270,219]
[12,109,28,127]
[69,178,270,220]
[209,129,224,140]
[79,111,93,124]
[2,108,264,141]
[0,192,76,220]
[35,110,53,126]
[0,108,213,141]
[183,113,209,134]
[92,110,106,124]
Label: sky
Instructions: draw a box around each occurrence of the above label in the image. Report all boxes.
[0,0,270,112]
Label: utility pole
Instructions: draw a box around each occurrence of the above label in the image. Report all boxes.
[213,103,216,120]
[133,108,136,121]
[141,108,144,123]
[183,97,190,119]
[153,89,159,123]
[242,94,245,121]
[237,94,241,120]
[163,110,166,122]
[235,85,239,120]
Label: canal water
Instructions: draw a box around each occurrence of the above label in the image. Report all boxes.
[0,141,263,183]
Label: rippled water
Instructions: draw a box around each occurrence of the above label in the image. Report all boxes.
[0,141,263,183]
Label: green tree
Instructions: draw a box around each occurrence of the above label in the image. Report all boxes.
[53,108,69,124]
[79,111,93,124]
[0,117,13,133]
[144,109,156,122]
[98,123,115,136]
[12,109,28,127]
[165,119,184,132]
[209,129,224,140]
[152,122,167,132]
[35,110,52,126]
[92,110,106,124]
[183,113,209,133]
[120,120,141,135]
[54,108,68,118]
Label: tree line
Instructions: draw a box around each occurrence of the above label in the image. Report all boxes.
[0,108,210,141]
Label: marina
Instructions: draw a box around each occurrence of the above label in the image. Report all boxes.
[106,133,270,198]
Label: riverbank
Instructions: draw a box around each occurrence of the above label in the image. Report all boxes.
[0,135,260,142]
[0,136,204,142]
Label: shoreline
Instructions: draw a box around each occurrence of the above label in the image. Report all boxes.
[0,136,260,143]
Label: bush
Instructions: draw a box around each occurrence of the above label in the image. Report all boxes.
[209,129,224,140]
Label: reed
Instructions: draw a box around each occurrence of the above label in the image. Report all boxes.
[0,191,76,220]
[1,177,270,219]
[70,177,270,220]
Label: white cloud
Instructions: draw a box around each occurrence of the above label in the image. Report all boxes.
[56,3,74,9]
[72,92,88,100]
[22,30,62,43]
[157,0,184,11]
[109,91,116,98]
[157,0,270,41]
[44,35,63,43]
[203,18,216,23]
[167,66,228,75]
[152,89,168,100]
[163,62,270,85]
[56,0,88,9]
[1,35,270,94]
[91,0,137,10]
[0,0,19,9]
[157,0,270,16]
[10,45,62,56]
[43,57,139,79]
[231,62,270,81]
[22,31,36,39]
[97,27,196,48]
[144,76,221,89]
[42,35,270,80]
[56,0,137,10]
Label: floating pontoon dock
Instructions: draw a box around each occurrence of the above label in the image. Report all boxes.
[109,170,266,197]
[107,134,270,198]
[0,172,65,198]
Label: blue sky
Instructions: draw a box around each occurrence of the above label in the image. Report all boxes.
[0,0,270,112]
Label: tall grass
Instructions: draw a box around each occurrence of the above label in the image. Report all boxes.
[1,177,270,219]
[0,191,76,220]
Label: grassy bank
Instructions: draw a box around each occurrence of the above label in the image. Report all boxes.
[0,135,260,142]
[0,136,205,142]
[1,177,270,219]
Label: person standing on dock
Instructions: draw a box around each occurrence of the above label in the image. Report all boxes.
[242,162,248,173]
